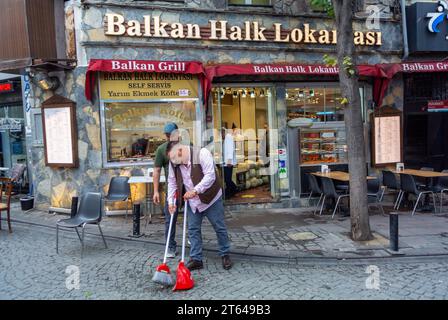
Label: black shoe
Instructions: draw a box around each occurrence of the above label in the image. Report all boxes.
[222,255,233,270]
[186,259,203,271]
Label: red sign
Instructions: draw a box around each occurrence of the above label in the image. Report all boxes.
[0,82,13,93]
[85,59,208,102]
[428,100,448,112]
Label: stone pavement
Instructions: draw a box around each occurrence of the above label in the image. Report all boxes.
[4,197,448,260]
[1,222,448,300]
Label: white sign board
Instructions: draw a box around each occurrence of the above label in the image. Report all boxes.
[374,116,402,165]
[43,107,74,165]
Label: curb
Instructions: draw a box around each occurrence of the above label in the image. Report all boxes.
[6,217,448,264]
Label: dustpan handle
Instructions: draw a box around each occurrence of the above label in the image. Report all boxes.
[163,211,175,264]
[182,200,188,263]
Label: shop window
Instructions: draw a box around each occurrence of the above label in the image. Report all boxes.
[229,0,272,6]
[101,101,198,166]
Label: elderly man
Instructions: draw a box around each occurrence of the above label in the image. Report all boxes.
[167,141,232,271]
[153,122,179,258]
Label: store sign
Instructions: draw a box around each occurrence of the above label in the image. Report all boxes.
[0,118,22,132]
[104,13,382,46]
[0,82,13,93]
[99,72,199,100]
[407,2,448,52]
[428,100,448,112]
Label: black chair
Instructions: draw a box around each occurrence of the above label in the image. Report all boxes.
[56,192,107,257]
[319,177,349,219]
[306,174,323,215]
[396,174,437,215]
[381,170,401,208]
[367,178,385,215]
[104,176,132,220]
[416,167,434,190]
[430,169,448,212]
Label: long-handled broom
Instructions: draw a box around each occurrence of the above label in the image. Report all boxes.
[152,211,175,286]
[173,201,194,291]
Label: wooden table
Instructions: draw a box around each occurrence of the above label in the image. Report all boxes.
[312,171,377,182]
[391,169,448,178]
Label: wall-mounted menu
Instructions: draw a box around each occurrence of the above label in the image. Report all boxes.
[373,115,402,166]
[42,95,78,168]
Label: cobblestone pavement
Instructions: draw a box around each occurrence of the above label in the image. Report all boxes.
[1,223,448,300]
[9,200,448,259]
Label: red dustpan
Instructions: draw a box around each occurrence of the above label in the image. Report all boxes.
[173,201,194,291]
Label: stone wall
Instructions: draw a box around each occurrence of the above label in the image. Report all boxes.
[26,0,405,209]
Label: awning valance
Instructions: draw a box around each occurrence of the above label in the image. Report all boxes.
[85,59,209,102]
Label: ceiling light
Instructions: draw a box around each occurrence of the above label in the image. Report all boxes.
[233,90,238,99]
[242,89,247,98]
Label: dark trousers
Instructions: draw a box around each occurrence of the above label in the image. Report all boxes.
[224,166,238,198]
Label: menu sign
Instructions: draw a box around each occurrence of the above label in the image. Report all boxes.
[372,115,402,166]
[42,96,78,168]
[99,72,199,100]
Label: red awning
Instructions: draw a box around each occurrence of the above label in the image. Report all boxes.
[85,59,209,102]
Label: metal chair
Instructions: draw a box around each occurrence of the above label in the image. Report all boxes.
[381,170,401,208]
[416,167,434,190]
[0,178,13,233]
[56,192,107,257]
[430,169,448,212]
[319,177,350,219]
[104,176,132,220]
[367,178,385,216]
[396,174,437,215]
[306,174,323,214]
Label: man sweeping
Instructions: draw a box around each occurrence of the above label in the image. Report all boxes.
[167,141,233,271]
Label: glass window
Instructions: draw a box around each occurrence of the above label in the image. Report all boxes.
[102,101,198,165]
[229,0,271,6]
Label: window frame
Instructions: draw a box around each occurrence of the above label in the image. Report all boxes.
[99,98,202,169]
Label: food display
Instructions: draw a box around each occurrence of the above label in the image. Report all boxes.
[300,128,347,165]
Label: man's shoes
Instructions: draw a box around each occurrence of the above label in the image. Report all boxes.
[166,249,177,259]
[222,255,233,270]
[186,259,203,271]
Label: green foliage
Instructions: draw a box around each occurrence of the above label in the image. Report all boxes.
[323,54,337,67]
[310,0,334,17]
[342,56,356,77]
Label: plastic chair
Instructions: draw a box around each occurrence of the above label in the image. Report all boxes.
[416,167,434,190]
[367,178,385,216]
[396,174,437,215]
[56,192,107,257]
[319,177,349,219]
[430,169,448,212]
[306,174,323,214]
[104,176,132,220]
[381,170,401,207]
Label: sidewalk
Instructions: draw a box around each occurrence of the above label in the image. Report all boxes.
[5,200,448,260]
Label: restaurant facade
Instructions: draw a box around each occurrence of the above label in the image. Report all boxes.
[0,0,408,211]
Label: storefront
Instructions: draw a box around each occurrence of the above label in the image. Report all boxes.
[0,74,28,186]
[19,1,404,210]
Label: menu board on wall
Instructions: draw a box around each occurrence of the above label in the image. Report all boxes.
[371,109,402,166]
[42,95,78,168]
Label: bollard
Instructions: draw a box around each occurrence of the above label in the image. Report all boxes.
[389,212,399,251]
[131,203,144,238]
[70,196,78,218]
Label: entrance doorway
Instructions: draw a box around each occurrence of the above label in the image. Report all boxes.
[210,86,278,205]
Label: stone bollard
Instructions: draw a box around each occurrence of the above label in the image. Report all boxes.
[131,203,143,238]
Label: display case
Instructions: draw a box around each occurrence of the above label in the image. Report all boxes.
[299,127,348,166]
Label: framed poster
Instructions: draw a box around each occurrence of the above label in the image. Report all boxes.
[371,106,403,167]
[41,95,78,168]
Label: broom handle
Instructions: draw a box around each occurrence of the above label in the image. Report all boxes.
[182,200,188,263]
[163,211,175,264]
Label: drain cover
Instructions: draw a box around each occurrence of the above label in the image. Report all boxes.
[288,231,318,241]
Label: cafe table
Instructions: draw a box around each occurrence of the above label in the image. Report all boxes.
[312,171,377,182]
[391,169,448,178]
[128,174,166,225]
